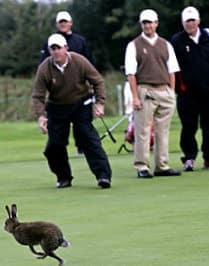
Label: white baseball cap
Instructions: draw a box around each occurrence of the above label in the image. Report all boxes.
[56,11,72,23]
[48,34,67,48]
[181,6,200,22]
[139,9,158,23]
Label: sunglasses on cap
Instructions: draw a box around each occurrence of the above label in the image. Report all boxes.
[49,45,63,50]
[184,19,196,22]
[141,20,153,24]
[58,19,68,23]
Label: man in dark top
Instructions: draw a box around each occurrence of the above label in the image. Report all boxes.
[33,34,111,189]
[171,6,209,171]
[40,11,93,64]
[40,11,93,155]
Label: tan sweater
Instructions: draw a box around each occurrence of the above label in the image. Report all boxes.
[134,36,170,85]
[32,52,106,118]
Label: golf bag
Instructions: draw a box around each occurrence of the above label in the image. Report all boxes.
[125,119,134,145]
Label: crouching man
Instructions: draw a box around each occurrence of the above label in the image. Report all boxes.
[32,33,112,189]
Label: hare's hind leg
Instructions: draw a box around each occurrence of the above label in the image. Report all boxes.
[29,245,45,257]
[47,251,64,266]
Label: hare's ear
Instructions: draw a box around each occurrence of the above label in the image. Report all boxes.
[5,205,11,218]
[11,204,17,218]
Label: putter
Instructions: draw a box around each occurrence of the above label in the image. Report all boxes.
[100,117,117,143]
[100,115,127,141]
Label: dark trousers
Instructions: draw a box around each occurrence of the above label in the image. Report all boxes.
[177,92,209,162]
[44,101,112,182]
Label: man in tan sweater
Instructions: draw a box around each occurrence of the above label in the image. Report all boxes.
[125,9,181,178]
[33,33,111,189]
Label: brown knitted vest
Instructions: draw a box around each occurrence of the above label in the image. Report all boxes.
[134,35,170,85]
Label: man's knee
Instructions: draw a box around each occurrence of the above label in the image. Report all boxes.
[44,142,68,161]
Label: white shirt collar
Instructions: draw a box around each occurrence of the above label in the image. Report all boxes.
[53,54,69,73]
[189,27,200,44]
[141,32,158,45]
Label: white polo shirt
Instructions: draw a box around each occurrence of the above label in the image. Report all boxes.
[189,27,209,44]
[125,32,180,75]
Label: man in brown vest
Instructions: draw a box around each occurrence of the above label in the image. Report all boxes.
[125,9,181,178]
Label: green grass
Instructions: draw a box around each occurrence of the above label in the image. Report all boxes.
[0,116,132,162]
[0,115,207,266]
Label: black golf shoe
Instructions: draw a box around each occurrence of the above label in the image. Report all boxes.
[98,178,111,189]
[137,170,153,178]
[56,178,73,188]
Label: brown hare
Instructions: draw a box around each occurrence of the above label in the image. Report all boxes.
[4,204,70,266]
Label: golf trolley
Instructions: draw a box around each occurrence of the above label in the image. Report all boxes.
[100,113,155,154]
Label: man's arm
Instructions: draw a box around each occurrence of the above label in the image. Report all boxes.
[169,73,175,90]
[128,74,142,110]
[166,41,180,92]
[125,41,141,110]
[32,71,47,119]
[32,66,48,134]
[77,55,105,117]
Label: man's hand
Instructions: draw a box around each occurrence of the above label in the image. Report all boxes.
[133,96,142,110]
[38,116,48,134]
[94,103,104,118]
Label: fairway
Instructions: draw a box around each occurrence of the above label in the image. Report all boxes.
[1,152,209,266]
[0,117,208,266]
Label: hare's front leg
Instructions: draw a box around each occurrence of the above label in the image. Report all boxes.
[29,245,45,257]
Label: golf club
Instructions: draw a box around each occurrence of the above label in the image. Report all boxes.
[100,117,117,143]
[100,115,127,142]
[84,96,117,143]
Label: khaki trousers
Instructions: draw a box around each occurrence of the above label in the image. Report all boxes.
[134,84,176,172]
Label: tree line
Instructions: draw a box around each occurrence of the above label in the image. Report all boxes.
[0,0,208,76]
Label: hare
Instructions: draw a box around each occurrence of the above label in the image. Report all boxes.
[4,204,70,266]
